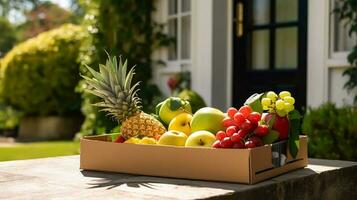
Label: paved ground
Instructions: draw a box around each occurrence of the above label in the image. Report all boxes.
[0,156,356,200]
[0,136,16,147]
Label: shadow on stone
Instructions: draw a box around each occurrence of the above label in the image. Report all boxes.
[80,170,255,191]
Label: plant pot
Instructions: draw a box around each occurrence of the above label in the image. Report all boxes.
[18,116,83,141]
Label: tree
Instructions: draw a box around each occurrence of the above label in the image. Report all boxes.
[0,17,17,57]
[19,2,73,40]
[0,0,39,18]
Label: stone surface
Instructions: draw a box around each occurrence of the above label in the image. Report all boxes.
[0,156,356,200]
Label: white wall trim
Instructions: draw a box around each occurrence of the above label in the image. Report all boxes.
[307,0,329,107]
[191,0,213,106]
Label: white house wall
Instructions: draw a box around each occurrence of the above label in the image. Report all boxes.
[308,0,356,107]
[153,0,356,109]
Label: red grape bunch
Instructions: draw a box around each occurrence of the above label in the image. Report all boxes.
[212,105,270,149]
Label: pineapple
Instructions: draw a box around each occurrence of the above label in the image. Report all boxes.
[81,55,166,139]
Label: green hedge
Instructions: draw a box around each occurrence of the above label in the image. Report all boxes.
[0,24,85,116]
[302,103,357,161]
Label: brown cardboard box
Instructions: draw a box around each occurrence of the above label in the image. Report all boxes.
[80,135,308,184]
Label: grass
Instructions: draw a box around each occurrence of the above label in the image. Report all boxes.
[0,141,80,162]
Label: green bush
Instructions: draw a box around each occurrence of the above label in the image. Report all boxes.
[0,102,23,130]
[302,103,357,161]
[0,24,86,116]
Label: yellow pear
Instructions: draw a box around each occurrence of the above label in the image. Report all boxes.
[168,113,193,136]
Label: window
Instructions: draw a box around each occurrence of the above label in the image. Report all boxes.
[329,0,356,59]
[167,0,191,71]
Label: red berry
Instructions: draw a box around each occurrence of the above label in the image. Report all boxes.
[239,119,253,131]
[249,136,263,147]
[114,135,125,143]
[245,140,256,148]
[212,140,222,148]
[227,107,238,118]
[226,126,238,137]
[216,131,226,140]
[247,112,261,124]
[254,124,269,137]
[233,112,246,126]
[220,137,234,148]
[222,117,238,127]
[239,105,253,117]
[230,132,242,143]
[232,141,245,149]
[237,129,249,140]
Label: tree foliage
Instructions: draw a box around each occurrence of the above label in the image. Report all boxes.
[76,0,170,136]
[0,17,17,57]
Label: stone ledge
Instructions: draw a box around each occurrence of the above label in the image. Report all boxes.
[0,156,356,200]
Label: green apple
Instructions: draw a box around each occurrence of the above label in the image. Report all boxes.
[159,97,192,125]
[185,130,216,148]
[190,107,225,134]
[157,130,188,146]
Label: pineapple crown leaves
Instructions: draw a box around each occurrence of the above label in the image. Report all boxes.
[81,54,142,122]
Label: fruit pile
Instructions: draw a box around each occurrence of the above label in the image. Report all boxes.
[83,55,301,152]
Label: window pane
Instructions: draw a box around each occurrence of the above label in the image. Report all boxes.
[168,19,177,60]
[252,30,270,70]
[182,0,190,12]
[253,0,270,25]
[181,16,191,59]
[332,0,355,52]
[275,27,297,69]
[276,0,298,22]
[168,0,177,15]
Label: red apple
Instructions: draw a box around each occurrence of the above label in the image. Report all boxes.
[264,113,289,140]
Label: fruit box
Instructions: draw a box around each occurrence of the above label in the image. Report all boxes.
[80,135,308,184]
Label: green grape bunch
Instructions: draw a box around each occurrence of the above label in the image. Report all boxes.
[261,91,295,117]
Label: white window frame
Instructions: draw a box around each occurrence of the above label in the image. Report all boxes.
[162,0,192,73]
[327,0,353,68]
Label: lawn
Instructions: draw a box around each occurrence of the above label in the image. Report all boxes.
[0,141,80,162]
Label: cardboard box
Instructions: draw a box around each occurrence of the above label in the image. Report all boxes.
[80,135,308,184]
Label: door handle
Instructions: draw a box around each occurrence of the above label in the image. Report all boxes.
[236,2,243,38]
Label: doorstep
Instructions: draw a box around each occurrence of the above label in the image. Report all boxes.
[0,156,356,200]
